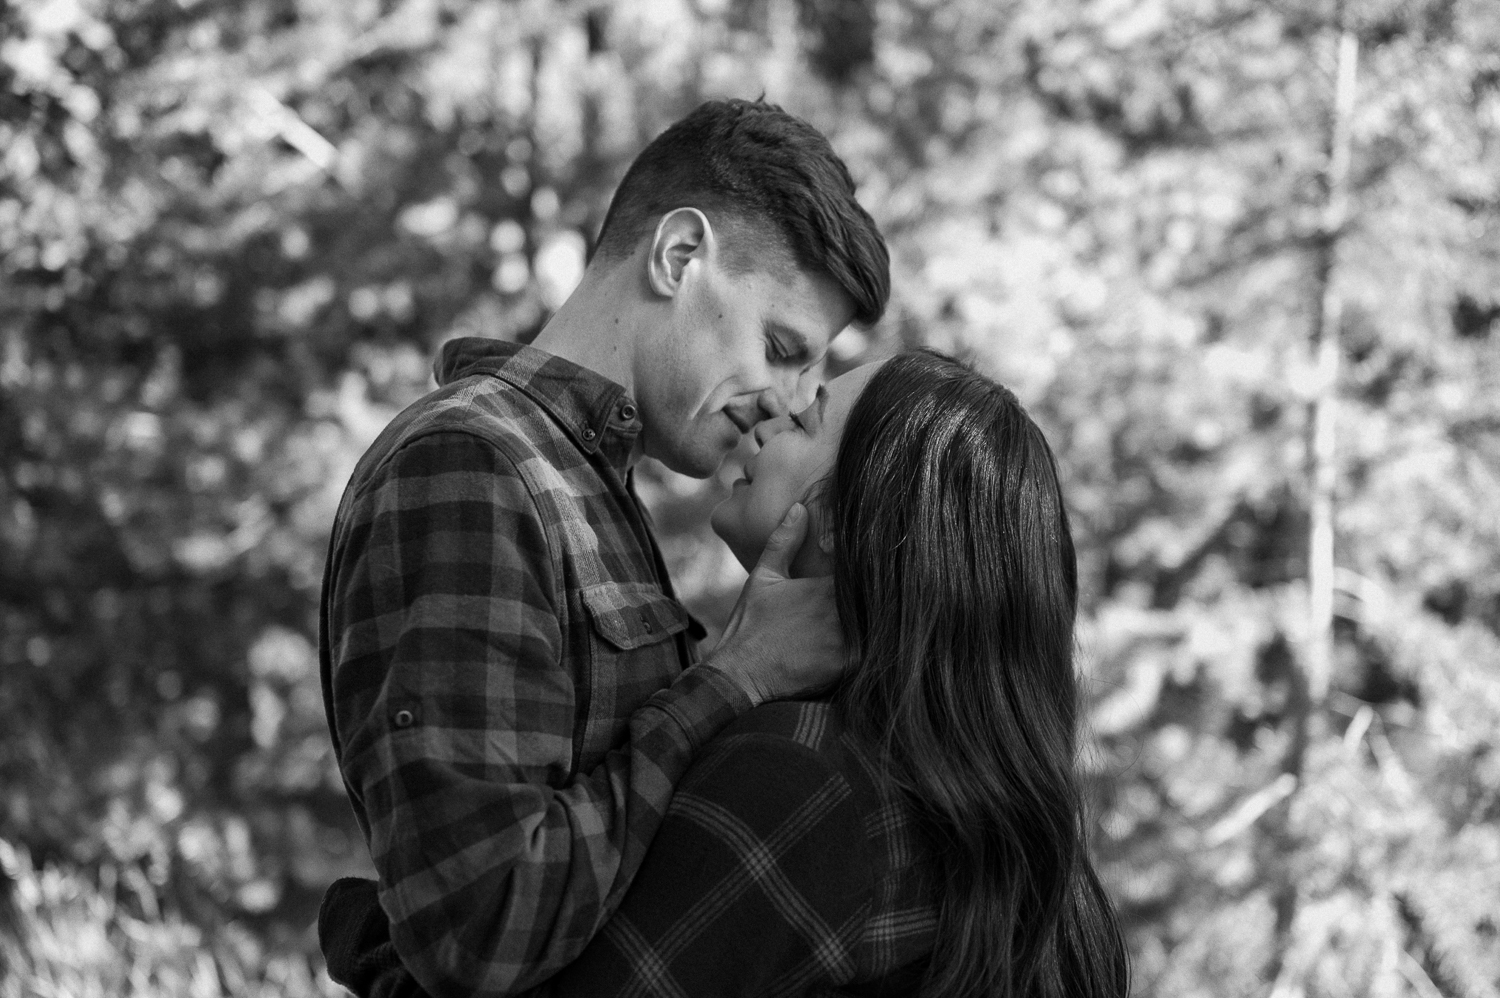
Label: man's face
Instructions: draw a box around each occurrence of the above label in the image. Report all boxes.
[710,361,882,571]
[633,248,856,479]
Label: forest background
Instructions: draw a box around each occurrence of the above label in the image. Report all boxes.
[3,0,1500,995]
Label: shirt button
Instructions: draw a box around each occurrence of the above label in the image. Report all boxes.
[641,613,653,632]
[393,709,414,729]
[583,427,596,441]
[620,403,637,420]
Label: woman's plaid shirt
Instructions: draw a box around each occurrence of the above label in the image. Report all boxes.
[322,700,940,998]
[319,338,753,997]
[543,699,940,997]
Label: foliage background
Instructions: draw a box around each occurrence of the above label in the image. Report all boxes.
[3,0,1499,995]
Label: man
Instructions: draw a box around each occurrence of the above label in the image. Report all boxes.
[318,98,889,997]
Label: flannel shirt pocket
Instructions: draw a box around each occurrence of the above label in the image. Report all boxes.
[580,582,690,650]
[573,581,694,771]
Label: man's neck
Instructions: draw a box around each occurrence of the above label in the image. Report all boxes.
[531,259,648,397]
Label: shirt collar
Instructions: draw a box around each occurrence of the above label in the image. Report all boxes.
[434,337,643,472]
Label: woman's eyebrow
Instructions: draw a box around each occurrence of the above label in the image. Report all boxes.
[815,384,829,421]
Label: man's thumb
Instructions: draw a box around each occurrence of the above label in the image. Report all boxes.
[756,502,808,576]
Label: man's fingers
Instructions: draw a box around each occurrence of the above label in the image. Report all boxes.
[755,502,807,577]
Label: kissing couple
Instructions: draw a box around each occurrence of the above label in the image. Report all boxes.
[317,99,1129,998]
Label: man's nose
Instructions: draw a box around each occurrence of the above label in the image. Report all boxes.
[756,387,790,420]
[752,414,792,449]
[747,389,794,450]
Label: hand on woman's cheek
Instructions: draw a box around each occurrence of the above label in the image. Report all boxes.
[709,362,882,574]
[787,505,834,578]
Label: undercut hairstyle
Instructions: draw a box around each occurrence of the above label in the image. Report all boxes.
[593,98,889,328]
[829,350,1130,998]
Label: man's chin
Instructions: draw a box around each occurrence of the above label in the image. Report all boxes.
[654,442,733,480]
[664,419,744,479]
[726,544,758,573]
[708,510,759,573]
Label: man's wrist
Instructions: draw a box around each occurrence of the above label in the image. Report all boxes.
[700,643,774,709]
[646,662,757,750]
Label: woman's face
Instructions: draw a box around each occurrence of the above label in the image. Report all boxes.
[710,361,884,572]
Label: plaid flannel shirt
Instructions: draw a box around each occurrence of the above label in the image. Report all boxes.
[321,700,940,998]
[544,699,939,997]
[319,337,753,998]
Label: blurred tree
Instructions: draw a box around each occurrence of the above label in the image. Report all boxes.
[0,0,627,983]
[929,0,1500,994]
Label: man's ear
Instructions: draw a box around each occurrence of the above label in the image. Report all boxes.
[647,207,715,299]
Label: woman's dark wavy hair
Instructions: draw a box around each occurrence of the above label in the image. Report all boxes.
[827,350,1129,998]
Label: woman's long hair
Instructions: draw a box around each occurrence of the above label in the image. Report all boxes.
[828,350,1128,998]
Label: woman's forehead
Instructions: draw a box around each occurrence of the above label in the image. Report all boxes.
[825,360,886,415]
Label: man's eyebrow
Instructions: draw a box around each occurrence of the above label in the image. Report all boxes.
[764,320,811,362]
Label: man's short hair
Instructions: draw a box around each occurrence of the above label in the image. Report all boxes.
[593,99,889,328]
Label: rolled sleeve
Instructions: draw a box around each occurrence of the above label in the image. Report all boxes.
[325,432,749,997]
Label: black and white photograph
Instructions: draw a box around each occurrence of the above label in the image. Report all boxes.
[3,0,1499,995]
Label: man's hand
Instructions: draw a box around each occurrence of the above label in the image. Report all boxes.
[705,503,846,707]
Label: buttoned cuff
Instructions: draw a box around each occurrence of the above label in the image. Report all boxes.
[647,664,756,752]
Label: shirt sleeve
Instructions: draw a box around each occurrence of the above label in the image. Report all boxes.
[325,431,752,998]
[539,722,876,998]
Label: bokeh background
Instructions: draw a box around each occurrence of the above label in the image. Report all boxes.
[3,0,1500,994]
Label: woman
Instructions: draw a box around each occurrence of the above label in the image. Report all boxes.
[325,350,1129,997]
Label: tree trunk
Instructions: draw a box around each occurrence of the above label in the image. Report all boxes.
[1306,26,1360,704]
[1267,19,1361,995]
